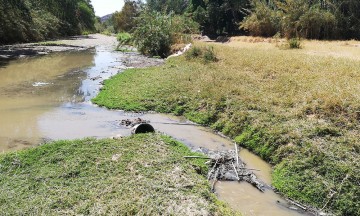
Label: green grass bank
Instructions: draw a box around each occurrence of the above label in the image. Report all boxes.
[0,134,237,215]
[93,42,360,215]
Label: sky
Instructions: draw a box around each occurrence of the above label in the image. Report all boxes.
[91,0,125,17]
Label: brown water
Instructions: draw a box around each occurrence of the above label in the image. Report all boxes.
[0,47,310,215]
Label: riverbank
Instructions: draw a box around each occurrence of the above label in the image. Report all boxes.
[0,35,241,215]
[93,40,360,215]
[0,34,164,69]
[0,134,238,215]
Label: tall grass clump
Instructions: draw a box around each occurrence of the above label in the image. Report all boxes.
[288,38,301,49]
[185,46,218,63]
[203,46,218,62]
[185,46,203,60]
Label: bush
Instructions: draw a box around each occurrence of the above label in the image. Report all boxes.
[117,32,132,46]
[132,11,173,58]
[288,38,301,49]
[133,11,199,58]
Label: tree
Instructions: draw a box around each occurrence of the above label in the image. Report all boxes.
[147,0,189,14]
[0,0,96,44]
[187,0,249,35]
[113,0,140,32]
[240,0,360,39]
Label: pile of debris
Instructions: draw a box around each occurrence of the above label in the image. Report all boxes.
[120,118,150,127]
[206,149,266,192]
[120,118,154,134]
[185,145,267,193]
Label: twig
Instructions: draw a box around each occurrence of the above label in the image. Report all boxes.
[287,198,307,211]
[234,143,239,167]
[183,156,211,159]
[321,173,350,210]
[231,162,240,181]
[238,167,261,171]
[208,160,218,180]
[211,169,219,192]
[151,122,199,126]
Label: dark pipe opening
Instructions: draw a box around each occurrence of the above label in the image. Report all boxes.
[132,123,155,134]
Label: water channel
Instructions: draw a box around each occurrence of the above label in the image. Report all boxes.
[0,46,310,216]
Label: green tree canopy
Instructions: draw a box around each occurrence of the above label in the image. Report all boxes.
[0,0,96,44]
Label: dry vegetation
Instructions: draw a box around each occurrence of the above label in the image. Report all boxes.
[93,38,360,215]
[228,36,360,60]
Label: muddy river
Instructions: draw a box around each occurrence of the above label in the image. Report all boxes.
[0,46,310,215]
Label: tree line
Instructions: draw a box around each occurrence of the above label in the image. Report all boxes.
[2,0,359,44]
[241,0,360,40]
[108,0,360,40]
[0,0,95,44]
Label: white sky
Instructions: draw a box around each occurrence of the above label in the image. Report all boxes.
[91,0,125,17]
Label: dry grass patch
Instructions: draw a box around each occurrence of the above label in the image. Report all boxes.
[227,36,360,61]
[93,40,360,215]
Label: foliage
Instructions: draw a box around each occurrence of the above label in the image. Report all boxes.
[0,0,96,44]
[116,32,133,51]
[241,0,359,40]
[185,46,203,59]
[203,46,218,62]
[117,32,133,46]
[185,46,218,63]
[0,134,239,215]
[288,38,301,49]
[240,0,280,37]
[93,41,360,215]
[112,0,140,33]
[132,11,172,57]
[147,0,188,14]
[145,0,249,36]
[132,11,199,58]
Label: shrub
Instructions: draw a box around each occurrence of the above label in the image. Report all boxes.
[288,38,301,49]
[185,46,202,60]
[117,32,132,46]
[133,11,173,58]
[133,11,199,58]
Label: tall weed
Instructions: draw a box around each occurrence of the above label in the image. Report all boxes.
[288,38,301,49]
[185,46,218,63]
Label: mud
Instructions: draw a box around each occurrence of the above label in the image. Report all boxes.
[0,34,117,60]
[121,52,164,68]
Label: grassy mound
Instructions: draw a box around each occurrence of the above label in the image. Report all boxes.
[0,134,238,215]
[93,42,360,215]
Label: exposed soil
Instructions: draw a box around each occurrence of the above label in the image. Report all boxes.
[121,52,164,68]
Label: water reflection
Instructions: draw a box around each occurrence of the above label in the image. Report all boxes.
[0,51,95,151]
